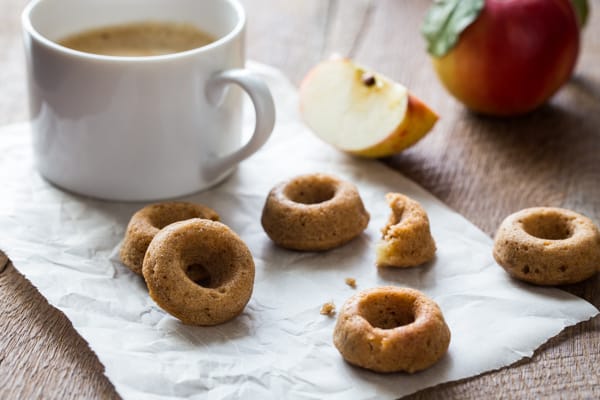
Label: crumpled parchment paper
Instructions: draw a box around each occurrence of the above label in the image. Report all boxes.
[0,62,597,400]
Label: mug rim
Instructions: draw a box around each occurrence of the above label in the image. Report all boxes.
[21,0,246,62]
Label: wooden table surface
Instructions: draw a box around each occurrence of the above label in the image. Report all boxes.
[1,0,599,398]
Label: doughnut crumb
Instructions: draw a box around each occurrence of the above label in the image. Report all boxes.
[320,301,336,316]
[345,277,357,288]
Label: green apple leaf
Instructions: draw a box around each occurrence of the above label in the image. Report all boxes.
[571,0,589,27]
[422,0,485,58]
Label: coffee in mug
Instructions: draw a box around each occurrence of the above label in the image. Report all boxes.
[59,21,216,57]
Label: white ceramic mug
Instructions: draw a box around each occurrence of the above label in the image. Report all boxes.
[22,0,275,201]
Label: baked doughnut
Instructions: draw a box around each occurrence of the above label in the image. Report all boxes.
[376,193,436,267]
[142,219,255,326]
[120,202,219,275]
[493,207,600,285]
[333,286,450,373]
[261,173,370,251]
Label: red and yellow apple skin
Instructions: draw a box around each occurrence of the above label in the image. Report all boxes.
[433,0,580,116]
[348,95,438,158]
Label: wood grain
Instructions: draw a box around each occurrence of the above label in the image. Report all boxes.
[0,262,119,400]
[1,0,599,398]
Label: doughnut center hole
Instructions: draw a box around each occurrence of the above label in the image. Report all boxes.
[184,264,212,287]
[522,213,573,240]
[285,180,336,205]
[181,244,237,290]
[359,294,415,329]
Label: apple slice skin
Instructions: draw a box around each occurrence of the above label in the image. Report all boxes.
[348,94,438,158]
[299,58,439,159]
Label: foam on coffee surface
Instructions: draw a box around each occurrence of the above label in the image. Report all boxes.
[59,21,216,57]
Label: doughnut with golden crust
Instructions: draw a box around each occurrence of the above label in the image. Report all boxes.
[261,173,369,251]
[142,218,254,326]
[493,207,600,285]
[120,202,219,275]
[333,286,450,373]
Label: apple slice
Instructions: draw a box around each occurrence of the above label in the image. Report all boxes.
[299,58,438,158]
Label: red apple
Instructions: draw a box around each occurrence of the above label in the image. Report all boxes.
[423,0,581,116]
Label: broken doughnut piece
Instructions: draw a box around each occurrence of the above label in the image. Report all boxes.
[376,193,436,267]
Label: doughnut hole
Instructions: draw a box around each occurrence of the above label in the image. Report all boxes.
[521,211,574,240]
[184,264,211,287]
[358,291,416,329]
[180,243,237,291]
[284,177,337,205]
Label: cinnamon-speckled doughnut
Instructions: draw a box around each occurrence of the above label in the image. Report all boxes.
[376,193,436,267]
[142,219,255,326]
[261,173,370,251]
[120,202,219,275]
[493,207,600,285]
[333,286,450,373]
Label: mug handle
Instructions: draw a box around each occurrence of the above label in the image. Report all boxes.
[204,69,275,177]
